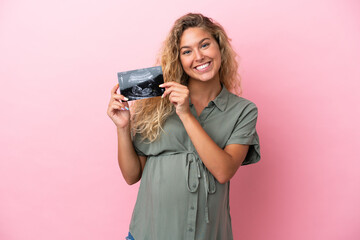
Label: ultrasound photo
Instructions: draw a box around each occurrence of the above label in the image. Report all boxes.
[117,66,165,101]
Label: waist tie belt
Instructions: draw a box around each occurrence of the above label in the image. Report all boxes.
[185,152,216,223]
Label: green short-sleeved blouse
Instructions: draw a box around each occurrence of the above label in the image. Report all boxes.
[130,86,260,240]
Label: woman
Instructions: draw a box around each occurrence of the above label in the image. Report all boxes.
[107,13,260,240]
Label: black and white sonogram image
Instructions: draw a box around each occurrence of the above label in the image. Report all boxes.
[117,66,165,101]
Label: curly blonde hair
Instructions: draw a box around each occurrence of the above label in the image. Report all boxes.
[131,13,241,142]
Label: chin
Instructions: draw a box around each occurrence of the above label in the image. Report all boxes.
[192,72,218,82]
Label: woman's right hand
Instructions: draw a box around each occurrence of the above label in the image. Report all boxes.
[107,84,130,129]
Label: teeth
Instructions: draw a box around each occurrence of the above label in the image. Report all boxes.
[196,63,210,70]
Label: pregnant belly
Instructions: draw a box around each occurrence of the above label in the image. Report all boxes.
[140,154,190,207]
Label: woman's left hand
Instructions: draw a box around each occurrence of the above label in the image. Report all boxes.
[160,81,190,116]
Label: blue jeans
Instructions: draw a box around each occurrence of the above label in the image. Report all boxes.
[125,232,135,240]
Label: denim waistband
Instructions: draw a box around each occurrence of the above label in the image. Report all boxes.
[125,232,134,240]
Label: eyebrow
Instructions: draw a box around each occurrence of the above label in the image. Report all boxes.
[180,38,211,50]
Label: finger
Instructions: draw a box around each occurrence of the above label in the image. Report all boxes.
[111,83,119,94]
[108,104,122,115]
[121,100,130,109]
[159,81,186,89]
[108,101,122,110]
[112,101,123,108]
[111,102,129,111]
[114,101,130,110]
[168,91,187,101]
[113,94,129,102]
[169,95,187,104]
[161,85,186,98]
[161,85,172,98]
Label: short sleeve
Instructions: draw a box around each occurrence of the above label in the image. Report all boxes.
[226,102,261,165]
[132,133,147,156]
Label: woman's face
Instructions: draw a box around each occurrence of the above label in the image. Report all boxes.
[179,27,221,84]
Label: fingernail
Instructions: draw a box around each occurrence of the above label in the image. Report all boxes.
[125,107,129,110]
[124,97,129,101]
[161,94,164,98]
[159,84,163,87]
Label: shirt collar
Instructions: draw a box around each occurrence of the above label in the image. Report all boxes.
[189,84,229,112]
[211,85,229,112]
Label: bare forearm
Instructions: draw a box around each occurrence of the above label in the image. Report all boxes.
[117,127,142,185]
[160,81,248,183]
[179,113,239,184]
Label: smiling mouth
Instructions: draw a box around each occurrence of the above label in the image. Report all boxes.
[194,62,211,71]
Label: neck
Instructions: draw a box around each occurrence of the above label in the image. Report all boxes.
[188,77,222,106]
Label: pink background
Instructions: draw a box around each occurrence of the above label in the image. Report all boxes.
[1,0,359,239]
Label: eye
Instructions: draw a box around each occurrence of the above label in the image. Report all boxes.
[201,43,210,48]
[182,50,191,55]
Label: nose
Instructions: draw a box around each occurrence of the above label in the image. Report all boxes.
[194,49,204,61]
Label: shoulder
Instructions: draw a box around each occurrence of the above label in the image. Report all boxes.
[225,91,258,114]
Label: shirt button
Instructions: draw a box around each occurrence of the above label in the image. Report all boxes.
[192,184,196,188]
[189,228,193,232]
[190,206,194,210]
